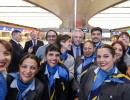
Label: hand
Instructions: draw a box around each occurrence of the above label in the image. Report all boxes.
[74,97,78,100]
[28,47,33,53]
[40,60,45,65]
[126,66,130,77]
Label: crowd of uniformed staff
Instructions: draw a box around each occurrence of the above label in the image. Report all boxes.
[1,27,130,100]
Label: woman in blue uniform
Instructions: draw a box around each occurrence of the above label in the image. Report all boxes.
[0,39,12,100]
[74,40,96,84]
[79,44,130,100]
[6,54,45,100]
[36,44,69,100]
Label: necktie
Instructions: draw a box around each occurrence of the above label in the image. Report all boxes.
[33,40,37,47]
[76,47,79,59]
[0,73,7,100]
[47,64,57,100]
[18,43,23,50]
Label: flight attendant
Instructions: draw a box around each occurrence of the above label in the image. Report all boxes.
[0,39,12,100]
[6,54,45,100]
[79,44,130,100]
[36,44,69,100]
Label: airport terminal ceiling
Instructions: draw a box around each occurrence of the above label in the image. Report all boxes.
[0,0,130,31]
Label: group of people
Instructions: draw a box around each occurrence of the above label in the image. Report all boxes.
[1,27,130,100]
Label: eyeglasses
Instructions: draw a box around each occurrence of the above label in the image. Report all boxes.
[47,35,56,38]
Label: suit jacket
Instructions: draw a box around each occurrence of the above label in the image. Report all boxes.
[24,40,44,54]
[6,75,45,100]
[68,43,83,60]
[79,65,130,100]
[36,62,69,100]
[8,39,27,73]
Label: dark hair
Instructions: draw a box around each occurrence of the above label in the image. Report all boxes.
[56,34,71,48]
[117,32,130,40]
[111,41,126,60]
[45,30,58,40]
[12,30,21,35]
[91,27,102,35]
[19,54,40,68]
[97,44,115,57]
[83,40,95,48]
[45,44,60,55]
[0,39,12,55]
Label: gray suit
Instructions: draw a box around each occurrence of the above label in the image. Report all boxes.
[35,44,49,61]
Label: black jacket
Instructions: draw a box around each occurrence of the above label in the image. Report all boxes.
[24,40,44,54]
[36,62,69,100]
[6,75,45,100]
[8,39,28,73]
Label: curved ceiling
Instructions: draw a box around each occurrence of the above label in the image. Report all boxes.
[0,0,129,30]
[0,0,62,28]
[89,0,130,30]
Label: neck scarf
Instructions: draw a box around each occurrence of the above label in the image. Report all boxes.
[17,77,33,100]
[60,51,68,63]
[81,55,95,77]
[0,72,7,100]
[47,64,58,100]
[89,67,130,100]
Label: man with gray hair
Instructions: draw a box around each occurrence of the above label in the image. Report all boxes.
[68,29,84,60]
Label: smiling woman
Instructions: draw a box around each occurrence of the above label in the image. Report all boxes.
[6,54,46,100]
[79,44,130,100]
[0,39,12,100]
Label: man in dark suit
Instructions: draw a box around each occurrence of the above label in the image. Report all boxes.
[8,30,27,73]
[24,31,44,54]
[68,29,84,60]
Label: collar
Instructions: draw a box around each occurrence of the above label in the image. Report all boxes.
[45,64,60,79]
[10,76,35,91]
[81,55,95,63]
[73,44,80,48]
[1,70,7,79]
[11,39,19,44]
[95,42,101,47]
[94,67,118,75]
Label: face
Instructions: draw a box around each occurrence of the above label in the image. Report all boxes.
[46,51,60,68]
[30,32,38,40]
[15,33,22,42]
[113,43,123,60]
[0,44,11,72]
[118,35,130,48]
[19,58,38,84]
[73,31,84,46]
[46,31,57,44]
[61,39,72,51]
[97,48,116,72]
[83,42,94,57]
[91,30,102,43]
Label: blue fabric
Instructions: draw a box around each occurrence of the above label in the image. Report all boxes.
[17,78,32,93]
[81,55,95,73]
[83,55,95,67]
[17,77,33,100]
[58,67,69,83]
[60,51,68,61]
[0,72,7,100]
[76,47,79,59]
[47,64,58,87]
[89,67,130,100]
